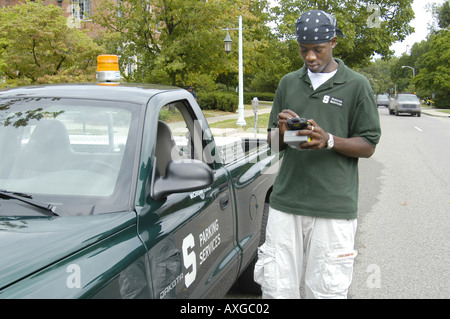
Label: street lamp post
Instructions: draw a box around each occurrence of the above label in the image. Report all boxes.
[402,65,415,77]
[223,15,246,126]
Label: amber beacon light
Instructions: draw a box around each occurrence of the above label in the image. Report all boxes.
[97,54,121,84]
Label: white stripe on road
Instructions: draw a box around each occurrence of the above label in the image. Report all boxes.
[414,126,423,132]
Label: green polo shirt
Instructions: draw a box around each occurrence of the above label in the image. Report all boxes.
[268,58,381,219]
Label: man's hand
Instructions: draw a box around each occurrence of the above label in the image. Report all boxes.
[295,119,329,150]
[276,109,299,136]
[270,109,375,158]
[268,109,299,152]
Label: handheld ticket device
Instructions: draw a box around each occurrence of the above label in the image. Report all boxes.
[283,117,311,148]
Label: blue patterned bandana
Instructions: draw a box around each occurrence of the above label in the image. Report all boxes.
[295,10,344,44]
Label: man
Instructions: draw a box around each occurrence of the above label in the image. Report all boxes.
[187,86,197,100]
[254,10,381,299]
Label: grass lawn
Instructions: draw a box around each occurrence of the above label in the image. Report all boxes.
[208,112,271,130]
[207,103,272,131]
[422,103,450,115]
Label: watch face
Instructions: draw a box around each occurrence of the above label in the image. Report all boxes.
[327,134,334,149]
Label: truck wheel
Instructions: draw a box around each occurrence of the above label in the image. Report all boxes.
[236,203,269,294]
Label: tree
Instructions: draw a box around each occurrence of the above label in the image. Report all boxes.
[0,0,104,87]
[389,53,416,93]
[437,0,450,29]
[394,1,450,108]
[270,0,415,67]
[91,0,417,94]
[93,0,264,89]
[414,30,450,108]
[357,58,396,94]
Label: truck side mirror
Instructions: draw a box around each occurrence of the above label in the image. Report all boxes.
[150,158,214,200]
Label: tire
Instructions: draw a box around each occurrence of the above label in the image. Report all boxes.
[236,203,269,294]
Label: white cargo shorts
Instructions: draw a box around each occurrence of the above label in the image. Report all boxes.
[254,207,357,299]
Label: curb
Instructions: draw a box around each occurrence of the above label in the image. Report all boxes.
[421,108,450,118]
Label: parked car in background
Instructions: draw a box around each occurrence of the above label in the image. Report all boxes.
[376,94,390,107]
[388,93,421,117]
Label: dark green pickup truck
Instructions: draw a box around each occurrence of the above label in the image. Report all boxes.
[0,84,280,298]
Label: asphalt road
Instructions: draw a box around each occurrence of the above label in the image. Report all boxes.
[349,107,450,299]
[227,107,450,299]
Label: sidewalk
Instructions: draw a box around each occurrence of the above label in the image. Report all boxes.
[421,107,450,118]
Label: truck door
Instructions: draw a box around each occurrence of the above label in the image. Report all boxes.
[136,97,240,299]
[212,132,276,280]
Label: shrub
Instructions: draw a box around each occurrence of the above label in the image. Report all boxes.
[198,92,238,112]
[197,91,275,112]
[244,92,275,104]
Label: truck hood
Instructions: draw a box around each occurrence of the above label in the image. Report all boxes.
[0,211,136,290]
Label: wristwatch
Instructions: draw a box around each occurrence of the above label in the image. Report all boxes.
[326,133,334,149]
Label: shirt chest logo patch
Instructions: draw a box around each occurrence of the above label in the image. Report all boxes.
[323,95,343,107]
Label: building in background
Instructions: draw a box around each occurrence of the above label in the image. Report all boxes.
[0,0,115,36]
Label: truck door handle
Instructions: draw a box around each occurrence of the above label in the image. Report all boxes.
[219,194,230,210]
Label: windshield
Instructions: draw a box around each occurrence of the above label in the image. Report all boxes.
[0,97,141,216]
[397,95,419,102]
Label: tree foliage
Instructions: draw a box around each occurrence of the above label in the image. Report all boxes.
[387,1,450,108]
[437,0,450,29]
[0,0,103,87]
[0,0,430,100]
[357,58,396,94]
[93,0,267,89]
[414,30,450,108]
[92,0,415,92]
